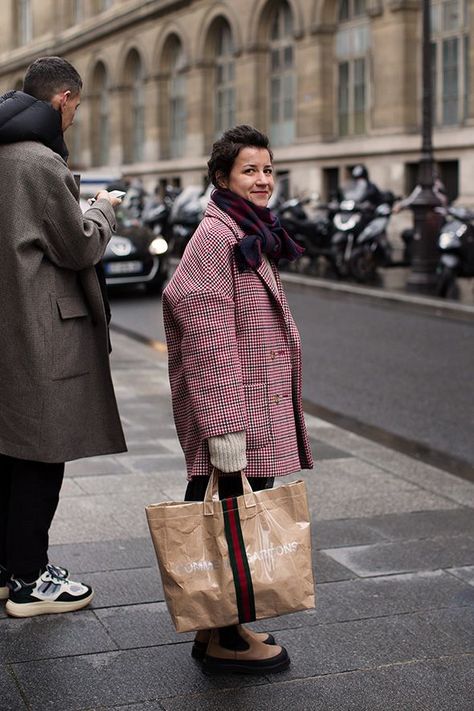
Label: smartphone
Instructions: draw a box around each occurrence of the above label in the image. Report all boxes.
[108,190,126,199]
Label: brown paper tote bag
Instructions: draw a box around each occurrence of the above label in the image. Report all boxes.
[145,472,316,633]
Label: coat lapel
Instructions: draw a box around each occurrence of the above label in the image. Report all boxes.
[204,201,283,307]
[255,257,282,306]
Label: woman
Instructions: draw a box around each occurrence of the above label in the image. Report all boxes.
[162,125,313,675]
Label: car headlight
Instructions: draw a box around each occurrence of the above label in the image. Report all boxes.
[439,232,453,249]
[149,237,168,255]
[109,237,133,257]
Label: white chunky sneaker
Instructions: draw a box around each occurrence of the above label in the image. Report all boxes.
[5,563,93,618]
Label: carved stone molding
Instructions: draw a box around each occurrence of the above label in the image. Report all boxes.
[310,23,337,37]
[388,0,420,12]
[367,0,383,17]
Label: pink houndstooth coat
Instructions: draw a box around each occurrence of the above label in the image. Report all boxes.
[162,200,313,479]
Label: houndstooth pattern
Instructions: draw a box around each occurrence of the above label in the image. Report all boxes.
[162,200,313,479]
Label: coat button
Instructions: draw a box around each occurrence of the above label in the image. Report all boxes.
[270,350,276,360]
[272,394,282,404]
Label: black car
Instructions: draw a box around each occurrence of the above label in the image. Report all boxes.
[101,209,169,294]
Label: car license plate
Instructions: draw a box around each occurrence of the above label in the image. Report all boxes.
[105,260,143,275]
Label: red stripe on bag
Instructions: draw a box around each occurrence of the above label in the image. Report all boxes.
[222,497,255,622]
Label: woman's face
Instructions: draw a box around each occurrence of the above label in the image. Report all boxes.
[221,147,274,208]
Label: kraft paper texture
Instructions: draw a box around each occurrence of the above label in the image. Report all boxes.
[146,476,316,633]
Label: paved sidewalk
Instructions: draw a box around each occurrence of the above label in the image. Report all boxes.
[1,331,473,711]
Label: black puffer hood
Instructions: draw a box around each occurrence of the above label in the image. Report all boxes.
[0,90,68,161]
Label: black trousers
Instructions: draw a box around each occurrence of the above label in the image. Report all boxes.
[0,454,64,579]
[184,474,274,502]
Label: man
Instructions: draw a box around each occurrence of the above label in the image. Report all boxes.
[350,164,383,208]
[0,56,126,617]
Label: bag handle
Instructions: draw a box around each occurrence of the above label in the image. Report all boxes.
[203,469,257,516]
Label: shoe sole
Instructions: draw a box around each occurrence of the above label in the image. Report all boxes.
[5,591,94,618]
[203,650,290,675]
[0,587,9,601]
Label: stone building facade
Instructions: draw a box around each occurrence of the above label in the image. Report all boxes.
[0,0,473,203]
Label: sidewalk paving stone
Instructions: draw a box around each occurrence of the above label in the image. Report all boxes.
[350,507,474,541]
[323,535,474,576]
[266,608,470,681]
[0,611,118,663]
[87,567,164,608]
[447,565,474,587]
[312,518,387,549]
[308,438,353,460]
[95,602,194,649]
[10,646,267,711]
[157,655,474,711]
[0,664,28,710]
[49,538,156,574]
[66,456,131,478]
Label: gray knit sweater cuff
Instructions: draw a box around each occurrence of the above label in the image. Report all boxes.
[208,431,247,473]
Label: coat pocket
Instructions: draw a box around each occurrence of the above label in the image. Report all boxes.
[244,383,271,449]
[51,296,93,380]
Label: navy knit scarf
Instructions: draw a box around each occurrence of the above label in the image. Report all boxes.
[211,188,304,270]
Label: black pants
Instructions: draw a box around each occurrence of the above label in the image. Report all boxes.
[185,474,274,502]
[0,454,64,579]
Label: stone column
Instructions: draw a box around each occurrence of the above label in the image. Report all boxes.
[370,2,419,133]
[185,64,206,158]
[108,84,124,168]
[143,75,159,163]
[300,27,336,141]
[235,47,267,130]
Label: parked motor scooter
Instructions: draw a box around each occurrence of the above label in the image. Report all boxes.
[169,184,212,257]
[435,206,474,298]
[347,191,410,282]
[142,186,179,244]
[330,180,380,279]
[275,196,333,273]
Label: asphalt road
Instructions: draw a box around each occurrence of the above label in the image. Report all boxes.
[109,284,474,472]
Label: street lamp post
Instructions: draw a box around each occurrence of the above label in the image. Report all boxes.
[406,0,441,294]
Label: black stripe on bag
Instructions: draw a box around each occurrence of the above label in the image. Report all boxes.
[222,496,256,623]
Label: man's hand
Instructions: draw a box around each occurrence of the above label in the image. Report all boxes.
[94,190,122,208]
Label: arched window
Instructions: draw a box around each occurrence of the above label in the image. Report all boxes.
[17,0,32,45]
[269,1,295,146]
[90,62,109,166]
[336,0,370,136]
[169,40,187,159]
[215,22,235,137]
[123,50,145,164]
[431,0,470,126]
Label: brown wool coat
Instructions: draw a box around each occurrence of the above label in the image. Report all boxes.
[0,141,126,462]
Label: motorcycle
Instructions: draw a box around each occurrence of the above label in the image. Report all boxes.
[142,186,179,245]
[330,180,387,282]
[435,206,474,299]
[169,184,212,257]
[346,192,415,282]
[275,196,333,273]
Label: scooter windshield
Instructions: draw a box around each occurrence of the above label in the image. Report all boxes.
[342,180,369,203]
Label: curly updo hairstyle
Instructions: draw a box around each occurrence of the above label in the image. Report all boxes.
[207,125,273,188]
